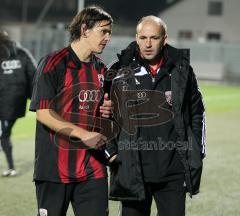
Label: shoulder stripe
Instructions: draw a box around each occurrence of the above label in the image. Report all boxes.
[43,48,68,73]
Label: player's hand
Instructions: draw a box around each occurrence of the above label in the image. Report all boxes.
[82,132,107,149]
[100,93,113,118]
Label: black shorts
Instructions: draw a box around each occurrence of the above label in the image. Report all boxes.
[35,178,108,216]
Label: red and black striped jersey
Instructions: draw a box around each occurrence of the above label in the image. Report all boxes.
[30,46,107,183]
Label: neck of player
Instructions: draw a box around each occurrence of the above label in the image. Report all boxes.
[71,40,92,63]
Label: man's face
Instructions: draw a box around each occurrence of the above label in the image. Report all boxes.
[136,20,167,61]
[85,20,112,54]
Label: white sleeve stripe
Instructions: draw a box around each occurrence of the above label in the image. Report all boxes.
[201,112,206,155]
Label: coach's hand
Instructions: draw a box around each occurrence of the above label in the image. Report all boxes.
[100,93,113,118]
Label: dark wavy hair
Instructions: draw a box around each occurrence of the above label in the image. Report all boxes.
[68,6,113,42]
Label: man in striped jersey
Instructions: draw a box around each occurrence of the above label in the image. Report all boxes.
[30,6,112,216]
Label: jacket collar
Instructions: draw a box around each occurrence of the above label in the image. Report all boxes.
[117,41,190,110]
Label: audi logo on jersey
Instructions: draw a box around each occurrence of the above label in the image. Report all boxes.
[78,90,101,102]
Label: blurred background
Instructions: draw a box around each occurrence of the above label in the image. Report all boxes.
[0,0,240,215]
[1,0,240,82]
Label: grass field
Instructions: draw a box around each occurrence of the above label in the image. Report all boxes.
[0,83,240,216]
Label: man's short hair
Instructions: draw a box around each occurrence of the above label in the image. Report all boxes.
[136,16,167,36]
[68,6,113,42]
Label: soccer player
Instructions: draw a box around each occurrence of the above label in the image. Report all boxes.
[30,6,113,216]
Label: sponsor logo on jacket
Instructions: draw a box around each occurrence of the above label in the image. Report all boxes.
[1,60,22,74]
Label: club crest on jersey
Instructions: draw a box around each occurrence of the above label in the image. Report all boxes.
[98,74,104,87]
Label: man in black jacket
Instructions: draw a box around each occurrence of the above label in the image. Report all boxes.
[101,16,206,216]
[0,30,36,177]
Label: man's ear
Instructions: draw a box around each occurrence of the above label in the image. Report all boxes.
[81,24,89,37]
[135,34,139,45]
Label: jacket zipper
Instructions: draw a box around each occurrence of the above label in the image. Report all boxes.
[152,76,155,83]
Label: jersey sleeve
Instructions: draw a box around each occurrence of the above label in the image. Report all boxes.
[29,57,58,112]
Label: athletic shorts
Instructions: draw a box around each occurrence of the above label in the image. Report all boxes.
[35,178,108,216]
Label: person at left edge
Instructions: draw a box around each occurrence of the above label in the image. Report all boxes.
[0,30,36,177]
[29,6,113,216]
